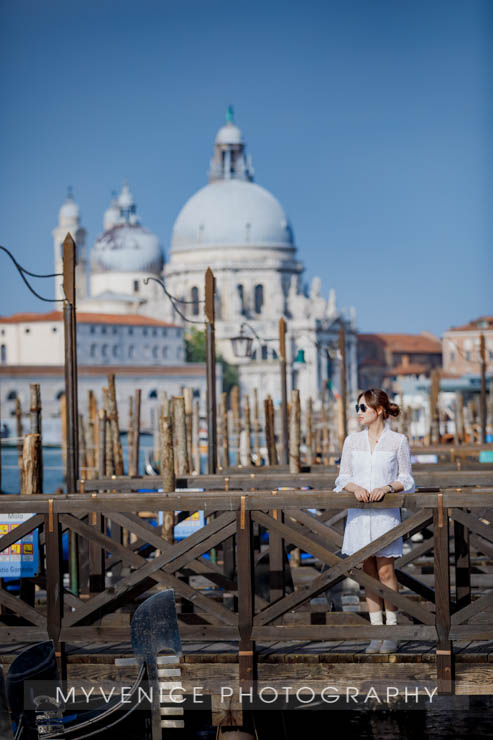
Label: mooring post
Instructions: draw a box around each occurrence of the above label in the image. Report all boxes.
[433,493,454,694]
[63,234,80,597]
[237,501,256,688]
[29,383,43,492]
[279,317,289,465]
[45,502,66,680]
[205,267,218,474]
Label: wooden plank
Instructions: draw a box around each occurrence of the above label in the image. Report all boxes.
[395,569,436,605]
[0,627,48,642]
[449,625,493,639]
[451,508,493,544]
[451,592,493,626]
[433,504,454,694]
[0,587,45,627]
[269,509,285,602]
[395,536,434,568]
[469,533,493,560]
[252,625,437,640]
[236,509,256,684]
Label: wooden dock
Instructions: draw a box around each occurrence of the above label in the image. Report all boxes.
[0,468,492,724]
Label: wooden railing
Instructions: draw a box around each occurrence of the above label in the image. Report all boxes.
[0,488,492,695]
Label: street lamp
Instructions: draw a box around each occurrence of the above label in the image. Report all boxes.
[230,318,290,464]
[230,326,254,359]
[144,267,218,473]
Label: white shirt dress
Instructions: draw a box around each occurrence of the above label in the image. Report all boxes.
[334,424,415,558]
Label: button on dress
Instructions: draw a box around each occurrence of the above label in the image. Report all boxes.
[334,424,415,558]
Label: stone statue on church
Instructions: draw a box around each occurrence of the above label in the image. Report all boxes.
[308,277,327,319]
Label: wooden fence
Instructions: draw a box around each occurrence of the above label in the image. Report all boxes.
[0,487,492,695]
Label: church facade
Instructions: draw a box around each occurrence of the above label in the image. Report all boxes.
[50,110,358,406]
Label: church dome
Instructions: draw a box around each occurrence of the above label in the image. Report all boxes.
[91,183,163,274]
[91,223,163,274]
[215,122,243,146]
[171,179,294,251]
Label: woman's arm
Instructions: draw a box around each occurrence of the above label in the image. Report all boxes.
[368,436,415,501]
[334,435,369,502]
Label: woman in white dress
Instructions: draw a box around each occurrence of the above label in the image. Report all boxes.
[334,388,415,654]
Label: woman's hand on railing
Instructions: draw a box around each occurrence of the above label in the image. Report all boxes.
[368,487,387,502]
[351,485,370,502]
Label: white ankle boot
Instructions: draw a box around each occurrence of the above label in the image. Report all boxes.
[365,639,382,654]
[366,610,383,653]
[379,639,399,653]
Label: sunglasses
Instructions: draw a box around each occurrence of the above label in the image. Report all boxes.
[355,403,368,413]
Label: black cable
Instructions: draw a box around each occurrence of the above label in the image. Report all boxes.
[0,246,64,302]
[143,277,205,324]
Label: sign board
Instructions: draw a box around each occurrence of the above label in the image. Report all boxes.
[156,489,206,539]
[0,513,39,578]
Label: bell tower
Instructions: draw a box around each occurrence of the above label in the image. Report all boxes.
[209,106,254,182]
[52,188,87,301]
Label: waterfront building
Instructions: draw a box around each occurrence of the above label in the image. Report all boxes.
[2,109,358,428]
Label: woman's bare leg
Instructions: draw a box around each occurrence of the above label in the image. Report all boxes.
[376,556,399,612]
[363,556,383,612]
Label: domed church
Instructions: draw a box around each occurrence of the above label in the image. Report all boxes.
[53,109,358,403]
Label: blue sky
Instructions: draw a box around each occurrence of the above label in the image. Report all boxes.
[1,0,491,335]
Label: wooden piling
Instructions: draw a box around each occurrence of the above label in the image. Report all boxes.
[305,397,314,466]
[127,396,135,477]
[108,374,124,475]
[15,397,23,490]
[322,402,330,463]
[102,388,115,477]
[173,396,189,476]
[184,388,193,474]
[78,414,88,481]
[231,386,241,467]
[132,389,141,476]
[98,410,106,478]
[264,396,278,466]
[429,368,440,444]
[88,390,98,473]
[160,407,175,544]
[252,389,261,466]
[243,396,252,466]
[221,392,230,469]
[60,392,67,472]
[29,383,43,492]
[86,417,96,481]
[192,399,200,474]
[455,392,464,445]
[21,434,41,494]
[289,389,301,474]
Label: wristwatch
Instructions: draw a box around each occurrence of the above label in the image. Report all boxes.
[387,484,395,493]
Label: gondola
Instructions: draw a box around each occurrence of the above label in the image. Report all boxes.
[6,590,182,740]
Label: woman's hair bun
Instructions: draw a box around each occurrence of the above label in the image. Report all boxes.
[357,388,400,419]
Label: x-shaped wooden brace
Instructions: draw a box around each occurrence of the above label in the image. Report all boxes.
[252,507,435,626]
